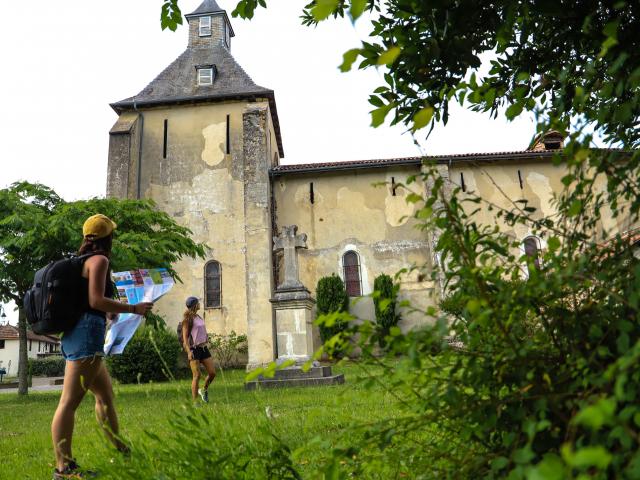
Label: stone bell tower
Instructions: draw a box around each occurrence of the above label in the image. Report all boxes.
[106,0,284,369]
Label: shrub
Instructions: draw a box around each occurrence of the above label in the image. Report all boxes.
[106,326,181,383]
[208,331,248,368]
[29,356,65,377]
[316,274,349,343]
[372,273,400,346]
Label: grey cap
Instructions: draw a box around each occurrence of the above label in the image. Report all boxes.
[185,296,199,309]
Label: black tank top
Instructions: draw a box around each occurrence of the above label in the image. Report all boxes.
[81,265,114,319]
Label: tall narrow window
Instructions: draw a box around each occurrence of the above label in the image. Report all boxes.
[226,114,230,154]
[343,251,362,297]
[163,119,168,159]
[204,261,221,308]
[391,177,397,196]
[523,236,541,272]
[310,182,314,204]
[460,172,466,192]
[517,170,524,189]
[199,16,211,36]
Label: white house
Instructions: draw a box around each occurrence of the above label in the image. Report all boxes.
[0,324,60,376]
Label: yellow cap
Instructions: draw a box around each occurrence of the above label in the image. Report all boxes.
[82,214,117,239]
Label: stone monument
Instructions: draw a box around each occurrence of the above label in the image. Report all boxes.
[245,225,344,389]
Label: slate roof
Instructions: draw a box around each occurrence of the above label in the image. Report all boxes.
[0,324,60,343]
[186,0,224,16]
[111,44,284,156]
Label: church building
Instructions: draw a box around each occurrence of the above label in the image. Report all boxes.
[106,1,633,369]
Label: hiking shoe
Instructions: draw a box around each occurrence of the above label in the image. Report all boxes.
[52,460,97,479]
[198,388,209,403]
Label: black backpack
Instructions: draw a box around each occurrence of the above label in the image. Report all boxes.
[23,253,98,335]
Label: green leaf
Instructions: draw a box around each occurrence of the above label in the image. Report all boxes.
[405,193,422,204]
[377,46,401,66]
[567,200,582,217]
[505,102,524,120]
[349,0,367,21]
[311,0,340,21]
[571,446,612,469]
[370,104,394,127]
[413,107,434,131]
[526,454,564,480]
[547,236,561,251]
[339,48,361,72]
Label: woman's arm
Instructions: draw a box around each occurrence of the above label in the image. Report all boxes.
[182,320,193,361]
[86,255,153,315]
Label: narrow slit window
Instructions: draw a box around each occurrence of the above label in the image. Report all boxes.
[197,68,213,86]
[391,177,397,196]
[460,172,466,192]
[518,170,524,189]
[310,182,314,204]
[199,16,211,36]
[226,114,230,154]
[163,119,168,159]
[343,251,362,297]
[205,261,221,308]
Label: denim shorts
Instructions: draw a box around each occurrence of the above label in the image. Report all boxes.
[61,312,106,361]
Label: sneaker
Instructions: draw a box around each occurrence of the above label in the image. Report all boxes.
[52,460,97,479]
[198,388,209,403]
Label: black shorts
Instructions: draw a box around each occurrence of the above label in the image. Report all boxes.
[191,345,211,361]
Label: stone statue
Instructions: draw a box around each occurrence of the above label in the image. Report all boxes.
[273,225,307,291]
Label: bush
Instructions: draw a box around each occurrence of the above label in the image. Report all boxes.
[29,356,65,377]
[372,273,400,347]
[316,274,349,343]
[208,331,248,368]
[106,326,181,383]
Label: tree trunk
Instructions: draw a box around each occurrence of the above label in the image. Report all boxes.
[17,307,29,395]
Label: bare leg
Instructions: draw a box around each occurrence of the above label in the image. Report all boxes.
[189,359,201,400]
[51,356,103,471]
[89,361,127,452]
[200,357,216,391]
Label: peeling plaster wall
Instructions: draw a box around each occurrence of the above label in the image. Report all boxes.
[125,101,270,336]
[274,167,435,334]
[450,159,637,253]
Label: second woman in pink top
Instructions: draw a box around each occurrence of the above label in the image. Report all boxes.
[181,296,216,402]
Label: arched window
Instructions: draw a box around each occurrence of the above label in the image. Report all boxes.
[523,236,541,272]
[342,251,362,297]
[204,261,221,308]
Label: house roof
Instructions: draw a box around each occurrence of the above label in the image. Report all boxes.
[0,325,60,343]
[269,149,564,176]
[110,45,284,156]
[186,0,224,16]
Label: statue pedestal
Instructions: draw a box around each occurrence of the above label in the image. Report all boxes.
[270,289,316,363]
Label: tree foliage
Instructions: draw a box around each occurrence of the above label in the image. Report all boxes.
[315,274,349,344]
[372,273,399,347]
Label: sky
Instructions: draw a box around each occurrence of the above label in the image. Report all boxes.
[0,0,537,324]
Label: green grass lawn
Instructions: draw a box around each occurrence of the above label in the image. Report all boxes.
[0,363,401,479]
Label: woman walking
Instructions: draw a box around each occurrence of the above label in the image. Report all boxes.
[182,296,216,402]
[51,214,153,479]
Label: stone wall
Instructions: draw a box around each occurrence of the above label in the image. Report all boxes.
[273,166,435,337]
[188,14,230,50]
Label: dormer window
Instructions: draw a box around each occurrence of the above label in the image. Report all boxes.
[197,65,216,86]
[199,16,211,36]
